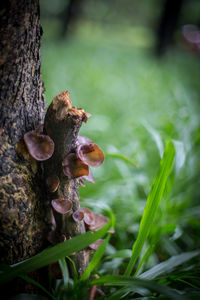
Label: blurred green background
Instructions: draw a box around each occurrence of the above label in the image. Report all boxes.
[40,0,200,274]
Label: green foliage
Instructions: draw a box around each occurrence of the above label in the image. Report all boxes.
[0,220,112,284]
[81,234,111,281]
[125,141,175,276]
[89,275,186,300]
[39,24,200,295]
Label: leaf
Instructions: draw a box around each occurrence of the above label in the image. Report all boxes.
[89,275,186,300]
[66,256,78,283]
[173,140,186,173]
[106,249,132,260]
[81,234,111,281]
[105,152,138,167]
[58,257,69,287]
[125,141,175,276]
[138,250,200,280]
[0,219,112,285]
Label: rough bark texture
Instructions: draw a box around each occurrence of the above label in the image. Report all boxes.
[44,91,90,277]
[0,0,51,265]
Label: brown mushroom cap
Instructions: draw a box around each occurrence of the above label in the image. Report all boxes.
[72,209,85,222]
[46,175,60,193]
[24,130,54,161]
[79,207,95,226]
[51,198,72,214]
[62,153,89,178]
[76,143,104,167]
[88,212,108,231]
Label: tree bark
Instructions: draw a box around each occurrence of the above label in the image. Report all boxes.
[0,0,50,265]
[60,0,83,39]
[155,0,183,56]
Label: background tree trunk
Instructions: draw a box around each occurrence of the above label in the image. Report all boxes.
[0,0,50,266]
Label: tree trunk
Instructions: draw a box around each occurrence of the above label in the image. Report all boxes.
[0,0,90,291]
[0,0,50,265]
[155,0,183,56]
[60,0,83,39]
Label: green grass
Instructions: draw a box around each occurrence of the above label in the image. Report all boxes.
[3,19,200,299]
[41,19,200,298]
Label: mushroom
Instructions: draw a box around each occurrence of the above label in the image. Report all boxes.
[78,207,95,226]
[46,175,60,193]
[72,209,85,222]
[51,198,72,214]
[24,130,54,161]
[88,212,108,231]
[62,136,104,180]
[76,136,104,167]
[62,153,89,178]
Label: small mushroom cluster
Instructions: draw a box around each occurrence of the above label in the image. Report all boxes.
[48,206,111,250]
[23,112,109,252]
[23,126,104,187]
[72,207,115,250]
[62,135,104,186]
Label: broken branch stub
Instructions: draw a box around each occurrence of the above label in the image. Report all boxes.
[44,91,90,277]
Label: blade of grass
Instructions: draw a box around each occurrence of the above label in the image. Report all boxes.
[89,275,186,300]
[125,141,175,276]
[105,249,132,261]
[138,250,200,280]
[0,219,112,285]
[134,244,154,277]
[58,257,69,287]
[66,256,78,283]
[81,234,111,281]
[105,152,138,167]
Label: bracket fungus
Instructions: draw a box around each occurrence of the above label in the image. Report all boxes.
[51,198,72,214]
[62,135,104,185]
[72,209,85,222]
[76,135,105,167]
[88,212,108,231]
[46,175,60,193]
[73,207,109,232]
[24,129,54,161]
[80,207,95,226]
[62,153,89,179]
